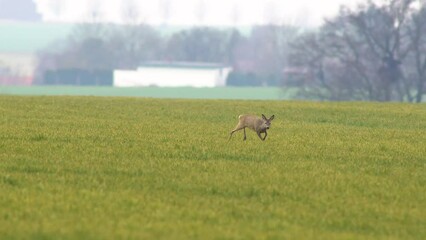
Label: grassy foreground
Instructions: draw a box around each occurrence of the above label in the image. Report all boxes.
[0,96,425,240]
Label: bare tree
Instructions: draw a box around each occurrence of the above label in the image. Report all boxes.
[290,0,425,102]
[349,0,414,101]
[407,3,426,102]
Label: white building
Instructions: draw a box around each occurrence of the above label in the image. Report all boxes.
[114,62,232,88]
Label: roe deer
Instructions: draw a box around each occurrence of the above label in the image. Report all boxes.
[229,114,275,141]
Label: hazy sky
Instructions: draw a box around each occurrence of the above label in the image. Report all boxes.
[34,0,364,26]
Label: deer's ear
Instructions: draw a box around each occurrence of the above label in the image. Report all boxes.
[269,115,275,121]
[262,114,267,120]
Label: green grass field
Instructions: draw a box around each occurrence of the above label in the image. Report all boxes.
[0,96,425,239]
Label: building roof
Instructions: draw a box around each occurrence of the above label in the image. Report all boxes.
[139,61,230,70]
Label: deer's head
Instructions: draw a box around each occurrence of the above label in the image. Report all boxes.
[261,114,275,130]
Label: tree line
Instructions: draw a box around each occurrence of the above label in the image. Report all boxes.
[37,0,426,102]
[291,0,426,102]
[36,24,296,88]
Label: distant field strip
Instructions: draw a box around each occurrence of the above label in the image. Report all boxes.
[0,86,292,100]
[0,96,425,239]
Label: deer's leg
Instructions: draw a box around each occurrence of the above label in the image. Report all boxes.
[243,127,247,141]
[257,131,264,141]
[262,131,267,140]
[229,125,244,140]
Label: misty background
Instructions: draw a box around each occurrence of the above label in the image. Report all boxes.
[0,0,425,102]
